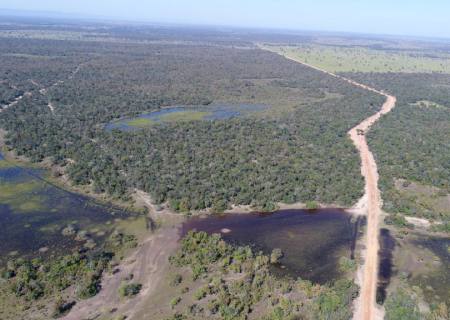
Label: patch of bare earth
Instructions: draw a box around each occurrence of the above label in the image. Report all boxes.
[62,225,180,320]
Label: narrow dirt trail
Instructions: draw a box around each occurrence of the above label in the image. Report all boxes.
[262,46,396,320]
[0,62,86,114]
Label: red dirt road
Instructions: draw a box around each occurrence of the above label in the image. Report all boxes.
[263,46,397,320]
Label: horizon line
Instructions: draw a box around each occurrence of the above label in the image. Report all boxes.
[1,7,450,42]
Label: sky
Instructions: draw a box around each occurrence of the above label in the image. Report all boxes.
[1,0,450,39]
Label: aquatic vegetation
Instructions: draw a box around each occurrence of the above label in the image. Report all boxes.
[0,180,46,213]
[0,159,13,169]
[125,117,155,128]
[114,216,149,238]
[158,110,210,122]
[105,105,266,131]
[0,152,139,268]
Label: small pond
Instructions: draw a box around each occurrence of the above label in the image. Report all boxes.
[181,209,363,284]
[105,103,269,131]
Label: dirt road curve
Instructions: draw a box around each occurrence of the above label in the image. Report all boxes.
[349,95,396,320]
[263,46,396,320]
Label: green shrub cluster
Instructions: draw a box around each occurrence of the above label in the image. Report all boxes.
[118,283,142,297]
[1,251,112,301]
[168,231,359,319]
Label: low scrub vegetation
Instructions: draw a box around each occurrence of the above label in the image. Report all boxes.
[167,231,359,319]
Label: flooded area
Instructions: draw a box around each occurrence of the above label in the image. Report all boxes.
[181,209,362,284]
[105,103,269,131]
[0,152,135,265]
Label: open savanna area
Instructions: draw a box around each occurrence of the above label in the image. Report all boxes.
[266,44,450,73]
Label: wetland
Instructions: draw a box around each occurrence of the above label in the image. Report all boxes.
[105,103,269,131]
[181,208,363,284]
[0,152,138,265]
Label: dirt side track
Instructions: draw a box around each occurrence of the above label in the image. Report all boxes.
[263,46,397,320]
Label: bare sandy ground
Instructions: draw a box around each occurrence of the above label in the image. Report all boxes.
[62,225,180,320]
[62,190,183,320]
[405,216,431,229]
[263,45,397,320]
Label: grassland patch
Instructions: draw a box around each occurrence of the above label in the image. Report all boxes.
[125,117,155,128]
[158,110,210,122]
[267,45,450,73]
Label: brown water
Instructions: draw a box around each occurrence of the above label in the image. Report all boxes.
[181,209,363,284]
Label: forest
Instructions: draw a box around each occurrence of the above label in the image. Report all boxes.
[0,27,383,211]
[341,72,450,225]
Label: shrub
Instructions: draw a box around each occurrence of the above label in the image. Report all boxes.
[170,297,181,308]
[170,274,183,286]
[52,297,76,318]
[119,283,142,297]
[270,248,283,264]
[306,201,318,210]
[385,289,421,320]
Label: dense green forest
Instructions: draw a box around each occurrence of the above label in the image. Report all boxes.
[0,26,383,211]
[341,72,450,224]
[0,28,381,211]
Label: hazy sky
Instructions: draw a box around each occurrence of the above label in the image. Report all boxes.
[2,0,450,38]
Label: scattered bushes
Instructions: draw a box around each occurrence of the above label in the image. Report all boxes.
[168,231,359,319]
[384,289,421,320]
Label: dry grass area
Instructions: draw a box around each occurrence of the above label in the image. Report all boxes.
[266,45,450,74]
[395,179,450,221]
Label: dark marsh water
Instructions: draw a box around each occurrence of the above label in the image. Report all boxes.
[376,228,396,304]
[0,152,131,265]
[181,209,363,284]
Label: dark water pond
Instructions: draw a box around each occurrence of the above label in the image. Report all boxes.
[105,103,269,131]
[0,153,132,265]
[181,209,363,284]
[377,228,396,304]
